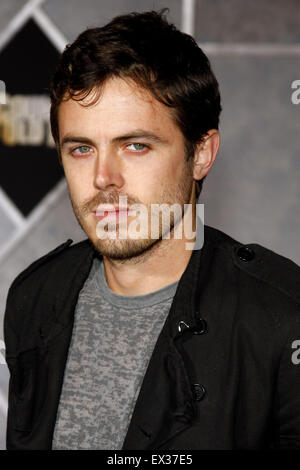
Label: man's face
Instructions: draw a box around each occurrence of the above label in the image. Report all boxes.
[58,77,195,260]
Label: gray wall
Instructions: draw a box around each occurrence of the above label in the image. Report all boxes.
[0,0,299,450]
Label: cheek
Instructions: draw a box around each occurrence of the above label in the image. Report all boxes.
[154,153,184,187]
[132,150,184,194]
[136,163,181,201]
[64,165,94,204]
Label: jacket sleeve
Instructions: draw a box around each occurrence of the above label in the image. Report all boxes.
[274,314,300,449]
[3,282,20,450]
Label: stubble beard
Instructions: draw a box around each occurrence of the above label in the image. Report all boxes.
[69,159,194,262]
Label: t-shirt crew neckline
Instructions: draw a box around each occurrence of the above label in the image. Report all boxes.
[92,256,180,309]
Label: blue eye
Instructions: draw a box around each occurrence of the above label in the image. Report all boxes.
[72,145,92,156]
[127,143,147,152]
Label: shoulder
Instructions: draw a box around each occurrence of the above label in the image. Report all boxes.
[7,237,95,296]
[204,224,300,308]
[4,238,97,354]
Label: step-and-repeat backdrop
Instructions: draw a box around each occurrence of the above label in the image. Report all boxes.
[1,0,300,450]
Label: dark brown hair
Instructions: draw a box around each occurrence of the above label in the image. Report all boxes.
[49,9,222,198]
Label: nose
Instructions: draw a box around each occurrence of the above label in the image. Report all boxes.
[94,149,124,191]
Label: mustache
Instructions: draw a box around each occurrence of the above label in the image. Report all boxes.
[80,192,140,215]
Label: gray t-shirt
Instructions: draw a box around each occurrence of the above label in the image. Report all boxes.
[52,255,179,450]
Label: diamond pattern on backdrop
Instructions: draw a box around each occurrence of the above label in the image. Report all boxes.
[0,18,63,217]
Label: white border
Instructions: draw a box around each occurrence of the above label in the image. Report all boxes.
[0,0,45,52]
[32,6,68,52]
[0,179,68,264]
[0,187,25,229]
[0,0,69,263]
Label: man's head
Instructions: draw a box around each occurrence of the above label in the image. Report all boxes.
[49,9,221,260]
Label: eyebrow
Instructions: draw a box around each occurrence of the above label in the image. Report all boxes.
[60,130,169,149]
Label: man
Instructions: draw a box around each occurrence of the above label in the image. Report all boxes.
[4,10,300,450]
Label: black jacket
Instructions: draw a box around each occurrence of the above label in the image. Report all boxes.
[3,225,300,450]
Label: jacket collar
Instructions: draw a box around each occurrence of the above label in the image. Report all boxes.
[43,218,212,345]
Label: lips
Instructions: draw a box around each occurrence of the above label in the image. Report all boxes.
[93,208,130,221]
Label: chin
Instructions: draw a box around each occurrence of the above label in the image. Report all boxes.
[91,236,161,261]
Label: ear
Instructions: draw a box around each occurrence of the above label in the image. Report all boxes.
[193,129,220,181]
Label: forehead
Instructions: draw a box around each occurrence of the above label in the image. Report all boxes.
[57,77,182,141]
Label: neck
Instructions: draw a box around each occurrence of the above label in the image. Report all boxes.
[102,191,198,296]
